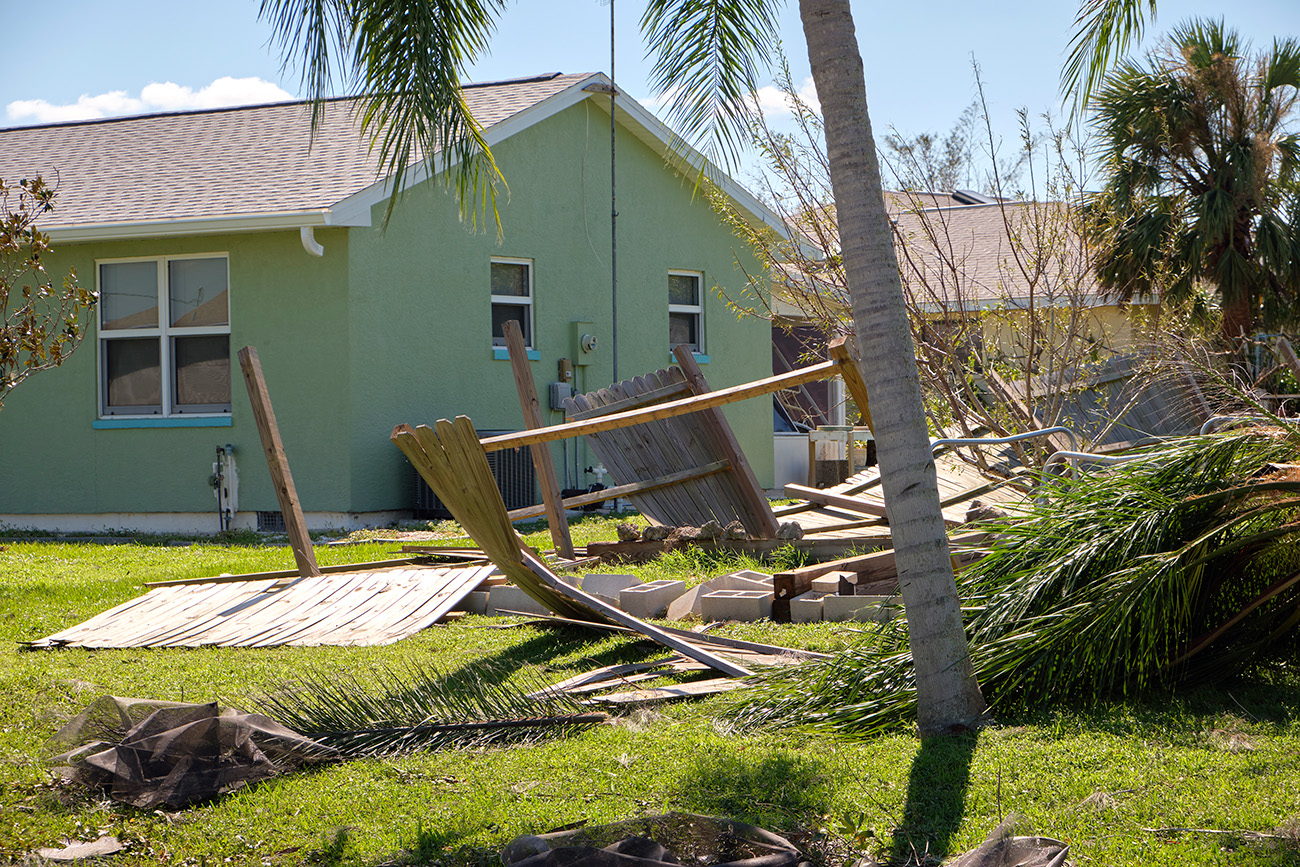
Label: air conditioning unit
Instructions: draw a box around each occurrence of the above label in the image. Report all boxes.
[413,430,538,518]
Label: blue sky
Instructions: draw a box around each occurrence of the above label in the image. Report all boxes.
[4,1,1296,185]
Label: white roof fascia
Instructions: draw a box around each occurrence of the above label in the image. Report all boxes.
[47,210,333,244]
[329,73,790,240]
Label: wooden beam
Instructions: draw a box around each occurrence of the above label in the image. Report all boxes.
[237,346,322,579]
[828,336,874,432]
[566,379,693,420]
[782,483,889,519]
[673,346,782,539]
[502,321,574,559]
[505,460,731,520]
[479,359,841,452]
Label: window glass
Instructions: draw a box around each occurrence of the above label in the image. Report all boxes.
[104,338,161,411]
[669,312,698,348]
[169,258,229,327]
[492,305,530,346]
[173,335,231,409]
[668,273,699,306]
[100,261,159,330]
[491,261,529,297]
[97,254,231,418]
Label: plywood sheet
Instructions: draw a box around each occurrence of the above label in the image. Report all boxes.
[29,563,498,649]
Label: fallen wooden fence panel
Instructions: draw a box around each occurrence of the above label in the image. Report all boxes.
[27,563,498,649]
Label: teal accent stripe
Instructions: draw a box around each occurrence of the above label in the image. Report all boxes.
[493,347,540,361]
[93,416,233,429]
[669,353,710,364]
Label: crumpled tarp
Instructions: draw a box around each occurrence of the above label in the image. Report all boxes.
[503,814,807,867]
[945,818,1069,867]
[50,696,335,809]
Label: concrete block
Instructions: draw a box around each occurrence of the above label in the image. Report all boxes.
[665,572,770,621]
[722,569,774,587]
[810,574,845,595]
[618,580,686,619]
[822,594,901,623]
[486,584,551,616]
[453,590,489,615]
[789,590,824,623]
[700,589,773,622]
[666,585,705,621]
[581,573,641,597]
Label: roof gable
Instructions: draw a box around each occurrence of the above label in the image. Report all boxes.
[0,73,783,243]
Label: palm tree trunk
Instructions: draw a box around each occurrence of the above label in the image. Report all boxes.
[798,0,986,735]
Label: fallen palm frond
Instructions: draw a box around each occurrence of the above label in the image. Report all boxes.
[259,663,607,757]
[733,430,1300,736]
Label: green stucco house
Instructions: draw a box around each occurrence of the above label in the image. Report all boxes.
[0,73,779,533]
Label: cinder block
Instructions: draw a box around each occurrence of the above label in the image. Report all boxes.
[723,569,774,587]
[581,573,641,597]
[453,590,489,615]
[789,590,824,623]
[810,574,845,594]
[665,571,770,621]
[486,584,552,616]
[700,589,773,622]
[822,594,900,623]
[618,580,686,619]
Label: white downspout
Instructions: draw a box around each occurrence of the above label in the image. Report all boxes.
[300,226,324,257]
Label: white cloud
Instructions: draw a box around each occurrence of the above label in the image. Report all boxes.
[752,76,820,121]
[6,76,293,124]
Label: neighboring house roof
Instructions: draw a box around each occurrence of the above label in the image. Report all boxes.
[0,72,784,242]
[891,198,1103,311]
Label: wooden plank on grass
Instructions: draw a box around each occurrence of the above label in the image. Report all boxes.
[783,483,890,519]
[592,678,744,704]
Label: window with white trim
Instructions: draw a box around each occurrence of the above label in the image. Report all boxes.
[668,270,703,352]
[490,258,533,348]
[97,255,231,417]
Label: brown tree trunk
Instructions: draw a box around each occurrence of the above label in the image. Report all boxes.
[798,0,987,735]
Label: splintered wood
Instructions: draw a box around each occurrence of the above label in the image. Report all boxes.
[29,563,498,649]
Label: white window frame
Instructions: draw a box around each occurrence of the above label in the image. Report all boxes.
[668,269,704,353]
[490,257,534,349]
[96,253,232,419]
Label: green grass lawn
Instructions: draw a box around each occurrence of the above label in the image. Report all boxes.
[1,521,1298,866]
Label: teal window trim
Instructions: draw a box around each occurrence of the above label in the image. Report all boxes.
[670,352,710,364]
[494,347,540,362]
[93,416,233,429]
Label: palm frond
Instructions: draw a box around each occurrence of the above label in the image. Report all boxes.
[731,430,1300,737]
[641,0,783,170]
[1061,0,1157,113]
[259,0,508,232]
[259,662,606,757]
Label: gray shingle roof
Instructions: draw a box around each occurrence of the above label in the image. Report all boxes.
[0,73,591,230]
[892,200,1099,308]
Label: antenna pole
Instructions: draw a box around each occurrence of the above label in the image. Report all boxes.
[610,0,619,383]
